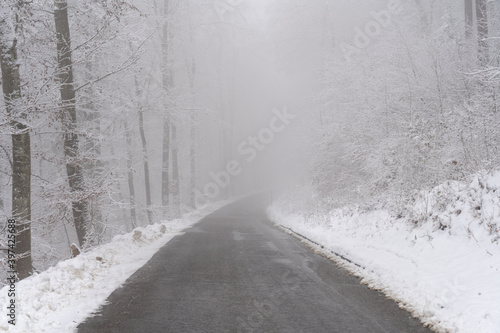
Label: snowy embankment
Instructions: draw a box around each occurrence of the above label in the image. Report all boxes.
[0,201,227,333]
[268,171,500,333]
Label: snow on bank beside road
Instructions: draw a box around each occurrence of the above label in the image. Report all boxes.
[0,201,227,333]
[269,172,500,333]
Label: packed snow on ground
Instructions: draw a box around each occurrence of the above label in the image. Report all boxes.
[0,201,227,333]
[269,171,500,333]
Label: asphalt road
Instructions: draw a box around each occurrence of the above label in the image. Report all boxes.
[78,198,433,333]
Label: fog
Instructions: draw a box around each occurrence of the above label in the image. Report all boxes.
[1,0,500,283]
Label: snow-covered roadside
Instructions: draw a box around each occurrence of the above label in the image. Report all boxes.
[268,172,500,333]
[0,201,228,333]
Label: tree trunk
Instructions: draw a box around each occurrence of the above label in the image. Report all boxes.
[162,120,170,212]
[161,0,182,218]
[465,0,474,39]
[169,69,180,217]
[228,59,236,196]
[54,0,89,247]
[108,140,128,230]
[185,0,196,209]
[189,112,196,207]
[135,77,153,224]
[476,0,489,65]
[0,12,32,280]
[161,0,171,216]
[82,61,104,245]
[216,43,229,198]
[188,58,196,208]
[124,121,137,229]
[171,121,180,217]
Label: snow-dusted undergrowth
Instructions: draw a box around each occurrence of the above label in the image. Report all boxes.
[269,171,500,333]
[0,201,227,333]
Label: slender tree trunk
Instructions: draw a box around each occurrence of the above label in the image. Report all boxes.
[107,141,128,230]
[476,0,489,65]
[79,0,104,245]
[185,0,197,208]
[162,120,170,211]
[228,60,236,196]
[188,59,196,208]
[171,121,180,217]
[161,0,171,216]
[216,43,229,198]
[135,77,153,224]
[11,132,31,278]
[124,121,137,229]
[189,112,196,207]
[465,0,474,39]
[82,61,104,245]
[54,0,89,247]
[0,13,31,279]
[169,69,180,217]
[139,110,152,224]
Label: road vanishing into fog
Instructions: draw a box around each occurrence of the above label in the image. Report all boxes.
[78,196,433,333]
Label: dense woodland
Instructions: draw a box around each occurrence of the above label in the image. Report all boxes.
[0,0,499,281]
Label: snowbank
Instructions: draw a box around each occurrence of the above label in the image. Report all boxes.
[0,201,227,333]
[268,171,500,333]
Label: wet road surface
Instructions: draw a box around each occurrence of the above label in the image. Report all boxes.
[78,198,432,333]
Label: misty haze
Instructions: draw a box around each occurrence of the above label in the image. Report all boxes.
[0,0,499,332]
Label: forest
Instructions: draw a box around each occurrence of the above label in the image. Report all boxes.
[0,0,498,286]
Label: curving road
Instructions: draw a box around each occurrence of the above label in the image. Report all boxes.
[78,197,433,333]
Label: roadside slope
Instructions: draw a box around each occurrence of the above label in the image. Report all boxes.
[269,171,500,333]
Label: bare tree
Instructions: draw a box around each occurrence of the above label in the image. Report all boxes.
[187,54,197,208]
[465,0,474,39]
[135,76,153,224]
[161,0,181,217]
[54,0,89,247]
[81,60,104,245]
[183,0,197,208]
[171,120,180,216]
[476,0,489,65]
[161,0,171,216]
[124,120,137,229]
[0,5,32,280]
